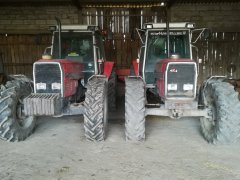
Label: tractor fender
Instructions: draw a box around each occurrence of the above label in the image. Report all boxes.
[103,61,114,78]
[125,75,145,86]
[132,59,139,76]
[7,74,32,83]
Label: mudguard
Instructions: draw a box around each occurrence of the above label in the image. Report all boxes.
[103,61,114,78]
[132,59,139,76]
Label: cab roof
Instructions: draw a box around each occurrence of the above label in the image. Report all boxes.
[143,22,194,29]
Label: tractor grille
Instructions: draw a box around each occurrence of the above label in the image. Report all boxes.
[166,63,196,98]
[34,63,62,94]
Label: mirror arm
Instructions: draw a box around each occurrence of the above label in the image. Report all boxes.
[136,28,146,44]
[191,28,207,44]
[191,44,200,74]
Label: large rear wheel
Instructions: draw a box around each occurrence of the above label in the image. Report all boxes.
[200,80,240,144]
[0,79,36,142]
[84,77,108,141]
[125,77,145,141]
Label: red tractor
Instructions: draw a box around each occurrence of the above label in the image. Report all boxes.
[125,22,240,144]
[0,20,116,142]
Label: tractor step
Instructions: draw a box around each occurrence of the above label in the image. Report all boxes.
[24,93,62,116]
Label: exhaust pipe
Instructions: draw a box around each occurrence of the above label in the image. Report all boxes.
[55,17,62,59]
[165,5,170,58]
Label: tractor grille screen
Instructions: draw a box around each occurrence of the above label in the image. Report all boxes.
[34,63,62,94]
[166,63,196,98]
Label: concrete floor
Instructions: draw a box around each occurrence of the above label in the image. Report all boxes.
[0,83,240,180]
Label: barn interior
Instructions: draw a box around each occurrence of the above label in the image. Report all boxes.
[0,1,240,179]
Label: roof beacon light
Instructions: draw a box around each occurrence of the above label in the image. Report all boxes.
[186,23,195,29]
[87,25,100,31]
[145,23,153,29]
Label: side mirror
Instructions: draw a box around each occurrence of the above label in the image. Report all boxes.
[202,29,211,40]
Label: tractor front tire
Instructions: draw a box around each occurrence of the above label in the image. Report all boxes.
[200,81,240,144]
[0,80,36,142]
[125,77,145,141]
[84,77,108,141]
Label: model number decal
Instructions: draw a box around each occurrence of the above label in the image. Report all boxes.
[170,68,177,72]
[150,31,187,36]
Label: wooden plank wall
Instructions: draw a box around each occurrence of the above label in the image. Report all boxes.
[83,8,165,69]
[104,33,141,68]
[0,32,239,83]
[195,32,240,83]
[0,34,51,78]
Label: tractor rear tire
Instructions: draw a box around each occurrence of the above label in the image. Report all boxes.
[84,77,108,141]
[200,81,240,144]
[108,71,117,111]
[125,77,145,141]
[0,79,36,142]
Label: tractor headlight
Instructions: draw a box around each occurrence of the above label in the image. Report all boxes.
[145,23,153,29]
[168,84,177,91]
[36,83,46,90]
[51,83,61,90]
[183,84,193,91]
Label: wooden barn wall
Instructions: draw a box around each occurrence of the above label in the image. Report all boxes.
[0,34,51,78]
[195,32,240,82]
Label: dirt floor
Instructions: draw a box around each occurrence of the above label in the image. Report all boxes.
[0,83,240,180]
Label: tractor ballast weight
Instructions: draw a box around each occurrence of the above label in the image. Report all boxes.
[125,22,240,144]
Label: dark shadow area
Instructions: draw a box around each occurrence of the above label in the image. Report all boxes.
[108,81,125,125]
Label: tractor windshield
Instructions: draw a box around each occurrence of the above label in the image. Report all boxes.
[145,30,190,84]
[146,30,190,61]
[52,31,94,62]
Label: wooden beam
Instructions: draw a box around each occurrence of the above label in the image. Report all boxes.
[71,0,82,10]
[0,0,72,6]
[0,0,239,7]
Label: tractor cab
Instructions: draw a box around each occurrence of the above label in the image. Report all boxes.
[137,22,194,86]
[45,25,106,85]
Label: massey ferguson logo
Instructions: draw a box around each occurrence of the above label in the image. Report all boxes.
[170,68,178,72]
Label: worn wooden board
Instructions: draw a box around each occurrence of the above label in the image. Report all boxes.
[0,34,51,78]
